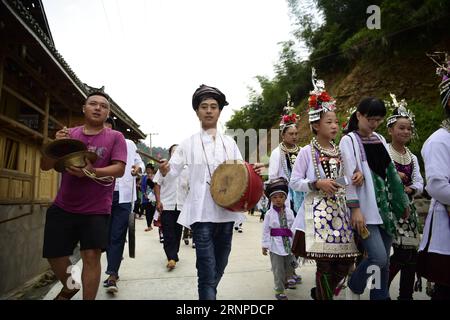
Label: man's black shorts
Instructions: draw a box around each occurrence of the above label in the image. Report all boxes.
[43,204,110,258]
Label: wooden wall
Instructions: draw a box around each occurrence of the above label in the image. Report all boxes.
[0,133,58,204]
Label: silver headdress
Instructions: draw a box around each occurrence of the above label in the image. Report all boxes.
[308,68,336,123]
[385,93,417,139]
[427,52,450,109]
[280,92,300,132]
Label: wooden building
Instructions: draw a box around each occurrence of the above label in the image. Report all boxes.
[0,0,146,297]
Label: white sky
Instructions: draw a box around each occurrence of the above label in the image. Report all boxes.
[42,0,302,149]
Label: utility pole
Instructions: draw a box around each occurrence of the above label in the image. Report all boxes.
[147,132,159,155]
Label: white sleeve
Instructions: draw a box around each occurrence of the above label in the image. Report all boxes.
[423,140,450,205]
[153,170,163,185]
[339,134,359,202]
[261,211,271,249]
[134,151,145,173]
[268,148,280,180]
[289,146,314,192]
[167,142,187,178]
[410,154,424,196]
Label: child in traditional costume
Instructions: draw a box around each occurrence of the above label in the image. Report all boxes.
[262,178,296,300]
[268,94,305,284]
[269,94,305,215]
[417,52,450,300]
[339,96,410,300]
[290,69,360,300]
[385,94,424,300]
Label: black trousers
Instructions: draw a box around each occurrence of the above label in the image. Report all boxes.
[388,246,418,300]
[314,259,354,300]
[144,203,156,228]
[161,209,183,261]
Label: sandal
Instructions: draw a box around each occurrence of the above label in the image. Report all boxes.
[53,287,80,300]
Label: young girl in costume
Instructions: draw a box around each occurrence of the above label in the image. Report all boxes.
[340,97,410,300]
[269,94,305,216]
[268,94,305,284]
[385,94,424,300]
[290,69,361,300]
[262,178,296,300]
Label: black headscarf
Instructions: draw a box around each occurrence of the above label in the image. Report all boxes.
[192,84,229,110]
[264,178,289,198]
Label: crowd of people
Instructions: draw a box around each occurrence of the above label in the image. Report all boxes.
[39,55,450,300]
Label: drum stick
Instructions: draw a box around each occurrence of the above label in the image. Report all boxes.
[136,150,163,164]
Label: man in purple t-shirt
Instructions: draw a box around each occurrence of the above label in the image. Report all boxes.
[40,91,127,300]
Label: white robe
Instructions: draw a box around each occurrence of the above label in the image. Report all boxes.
[289,145,322,232]
[289,145,358,257]
[419,128,450,255]
[114,139,145,204]
[166,130,245,228]
[261,206,295,256]
[339,132,388,225]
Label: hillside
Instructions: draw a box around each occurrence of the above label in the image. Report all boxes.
[296,37,450,154]
[226,0,450,163]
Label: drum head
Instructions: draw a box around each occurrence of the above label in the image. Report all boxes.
[54,151,98,172]
[43,139,87,159]
[210,160,248,208]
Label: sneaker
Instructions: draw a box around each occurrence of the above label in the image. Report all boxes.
[345,286,360,300]
[287,279,297,289]
[275,293,288,300]
[105,279,118,294]
[234,226,239,231]
[103,276,119,287]
[145,227,153,232]
[238,227,243,233]
[167,259,176,270]
[292,274,302,284]
[184,239,189,245]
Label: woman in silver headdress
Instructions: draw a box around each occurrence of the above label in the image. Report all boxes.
[290,69,361,300]
[268,94,305,216]
[385,94,424,300]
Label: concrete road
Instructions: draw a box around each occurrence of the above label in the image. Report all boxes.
[44,213,429,300]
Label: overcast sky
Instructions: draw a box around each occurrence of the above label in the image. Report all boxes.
[42,0,305,149]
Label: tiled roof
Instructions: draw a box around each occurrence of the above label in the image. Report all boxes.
[3,0,146,139]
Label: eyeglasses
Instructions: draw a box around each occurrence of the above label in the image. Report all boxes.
[363,115,384,124]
